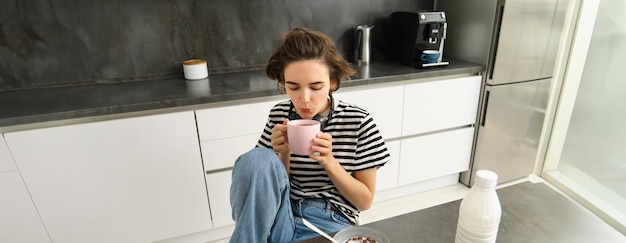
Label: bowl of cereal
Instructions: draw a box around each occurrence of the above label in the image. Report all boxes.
[333,226,389,243]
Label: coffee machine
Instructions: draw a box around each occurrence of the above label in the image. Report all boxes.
[388,11,449,68]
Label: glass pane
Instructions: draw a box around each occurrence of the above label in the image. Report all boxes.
[557,0,626,223]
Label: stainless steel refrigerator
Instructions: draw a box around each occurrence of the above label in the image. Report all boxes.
[436,0,569,185]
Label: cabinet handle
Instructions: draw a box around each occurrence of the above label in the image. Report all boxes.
[481,90,490,127]
[205,167,233,174]
[487,1,506,82]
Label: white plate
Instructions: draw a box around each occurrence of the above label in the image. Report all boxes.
[333,226,390,243]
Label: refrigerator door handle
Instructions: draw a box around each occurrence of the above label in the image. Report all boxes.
[487,0,506,82]
[480,90,491,127]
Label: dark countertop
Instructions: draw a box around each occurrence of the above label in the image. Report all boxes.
[0,60,483,130]
[301,182,626,243]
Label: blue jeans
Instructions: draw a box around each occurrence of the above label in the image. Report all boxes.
[230,147,352,243]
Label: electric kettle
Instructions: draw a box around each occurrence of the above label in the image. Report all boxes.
[354,25,374,65]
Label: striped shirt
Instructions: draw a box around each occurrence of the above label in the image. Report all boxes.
[256,99,390,224]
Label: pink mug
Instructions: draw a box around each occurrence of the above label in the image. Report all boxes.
[287,120,321,155]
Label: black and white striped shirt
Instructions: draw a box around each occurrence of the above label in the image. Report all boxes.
[256,99,390,224]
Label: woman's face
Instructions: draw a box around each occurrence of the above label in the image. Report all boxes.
[283,59,337,119]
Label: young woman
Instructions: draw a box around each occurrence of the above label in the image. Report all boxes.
[230,27,390,243]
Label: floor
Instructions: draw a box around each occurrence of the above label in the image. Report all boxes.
[208,175,624,242]
[208,176,541,243]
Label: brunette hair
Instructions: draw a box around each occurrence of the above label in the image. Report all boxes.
[266,27,356,93]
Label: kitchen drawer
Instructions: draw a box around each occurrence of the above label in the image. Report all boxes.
[398,127,475,185]
[402,76,481,135]
[196,99,281,141]
[376,140,400,191]
[335,85,404,139]
[206,170,235,228]
[201,134,259,171]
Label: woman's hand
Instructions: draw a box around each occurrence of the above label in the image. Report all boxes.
[311,131,377,210]
[270,119,290,156]
[271,119,291,172]
[310,132,335,167]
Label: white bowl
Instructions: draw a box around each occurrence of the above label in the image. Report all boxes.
[333,226,390,243]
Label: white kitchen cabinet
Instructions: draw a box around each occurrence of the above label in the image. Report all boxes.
[2,131,48,243]
[201,134,260,171]
[335,85,404,139]
[196,98,283,171]
[205,170,235,228]
[196,99,282,141]
[398,127,475,186]
[0,169,51,243]
[333,86,403,192]
[4,111,211,243]
[402,76,481,135]
[376,140,400,191]
[196,99,283,229]
[0,74,483,242]
[0,135,17,172]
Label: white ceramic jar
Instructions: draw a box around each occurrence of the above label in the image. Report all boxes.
[182,59,208,80]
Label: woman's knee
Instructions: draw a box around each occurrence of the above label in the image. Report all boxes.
[233,147,283,177]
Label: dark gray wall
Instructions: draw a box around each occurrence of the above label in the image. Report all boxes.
[0,0,432,91]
